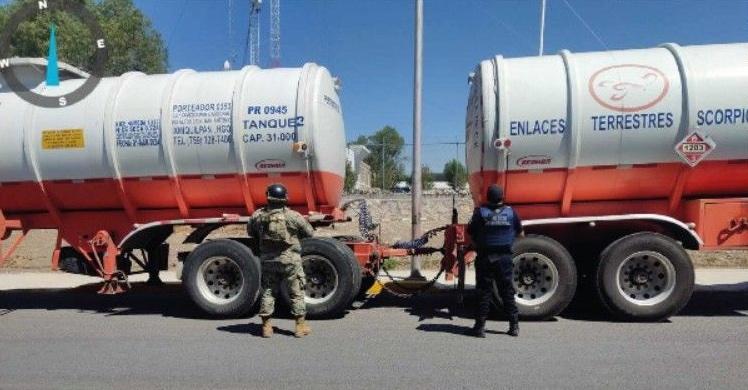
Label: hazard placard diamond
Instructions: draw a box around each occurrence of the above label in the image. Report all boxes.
[675,130,715,167]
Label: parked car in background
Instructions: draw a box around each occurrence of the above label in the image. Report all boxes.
[392,181,411,193]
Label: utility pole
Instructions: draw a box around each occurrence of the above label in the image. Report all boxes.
[539,0,547,56]
[409,0,425,280]
[381,141,386,190]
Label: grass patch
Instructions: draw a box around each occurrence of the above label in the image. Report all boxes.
[381,257,443,270]
[382,258,400,270]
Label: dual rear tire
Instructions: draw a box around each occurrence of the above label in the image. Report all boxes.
[495,235,577,321]
[494,232,694,322]
[183,238,360,318]
[182,233,693,322]
[183,239,262,317]
[594,232,694,321]
[281,238,361,318]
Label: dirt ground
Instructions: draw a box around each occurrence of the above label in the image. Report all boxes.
[2,195,747,271]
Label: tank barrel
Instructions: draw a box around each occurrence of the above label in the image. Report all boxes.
[0,62,346,246]
[466,42,748,218]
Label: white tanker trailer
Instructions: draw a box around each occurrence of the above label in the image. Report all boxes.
[2,42,747,322]
[0,60,366,318]
[465,42,748,320]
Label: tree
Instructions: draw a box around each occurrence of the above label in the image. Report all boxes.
[352,135,368,145]
[421,165,434,190]
[94,0,167,75]
[443,159,468,191]
[0,0,167,76]
[362,126,406,190]
[343,161,357,193]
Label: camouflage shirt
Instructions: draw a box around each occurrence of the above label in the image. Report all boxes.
[247,205,314,264]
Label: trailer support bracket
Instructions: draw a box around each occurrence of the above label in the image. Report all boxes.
[89,230,128,295]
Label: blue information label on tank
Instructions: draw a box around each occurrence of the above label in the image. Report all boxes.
[591,112,674,131]
[697,108,748,126]
[509,118,566,136]
[115,119,161,147]
[171,102,233,147]
[242,105,303,144]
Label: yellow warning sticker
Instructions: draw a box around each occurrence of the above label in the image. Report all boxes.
[41,129,85,150]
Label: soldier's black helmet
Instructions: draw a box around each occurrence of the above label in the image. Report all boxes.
[487,184,504,206]
[266,183,288,203]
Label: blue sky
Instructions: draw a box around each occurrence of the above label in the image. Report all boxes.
[4,0,748,169]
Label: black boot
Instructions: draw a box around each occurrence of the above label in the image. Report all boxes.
[507,322,519,337]
[465,319,486,338]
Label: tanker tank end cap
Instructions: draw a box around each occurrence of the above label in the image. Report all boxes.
[293,142,308,153]
[493,138,512,150]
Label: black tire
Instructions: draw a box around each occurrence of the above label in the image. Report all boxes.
[595,232,694,321]
[183,239,261,318]
[493,235,577,320]
[58,247,98,276]
[282,237,361,318]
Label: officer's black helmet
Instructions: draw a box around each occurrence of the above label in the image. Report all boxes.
[487,184,504,205]
[266,183,288,203]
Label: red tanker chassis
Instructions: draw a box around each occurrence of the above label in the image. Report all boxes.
[2,190,737,322]
[0,202,468,319]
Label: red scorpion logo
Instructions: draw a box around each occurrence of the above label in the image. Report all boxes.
[589,64,669,113]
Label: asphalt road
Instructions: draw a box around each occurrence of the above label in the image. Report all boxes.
[1,276,747,389]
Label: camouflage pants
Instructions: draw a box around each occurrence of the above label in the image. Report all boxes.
[259,261,306,317]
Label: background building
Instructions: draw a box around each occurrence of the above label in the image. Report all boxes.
[346,144,372,190]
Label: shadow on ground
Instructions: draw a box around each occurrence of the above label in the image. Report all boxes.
[217,323,295,337]
[0,282,208,319]
[0,282,746,323]
[415,322,509,336]
[679,282,748,317]
[0,281,330,320]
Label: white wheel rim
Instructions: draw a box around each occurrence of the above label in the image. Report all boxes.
[302,255,339,305]
[616,251,676,306]
[512,252,559,306]
[196,256,244,305]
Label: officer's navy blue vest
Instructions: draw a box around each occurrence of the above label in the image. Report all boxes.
[477,206,516,248]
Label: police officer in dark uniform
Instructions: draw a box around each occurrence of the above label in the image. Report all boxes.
[466,184,523,338]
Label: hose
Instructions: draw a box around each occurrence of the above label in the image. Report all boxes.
[341,198,378,241]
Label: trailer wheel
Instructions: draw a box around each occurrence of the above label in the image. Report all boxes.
[59,247,87,275]
[183,239,261,318]
[595,232,694,321]
[494,235,577,320]
[281,237,361,318]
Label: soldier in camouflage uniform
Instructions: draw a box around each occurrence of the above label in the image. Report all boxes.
[247,183,314,338]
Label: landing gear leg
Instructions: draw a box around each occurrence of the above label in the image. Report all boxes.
[89,231,128,295]
[457,247,466,306]
[146,245,169,286]
[146,264,163,286]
